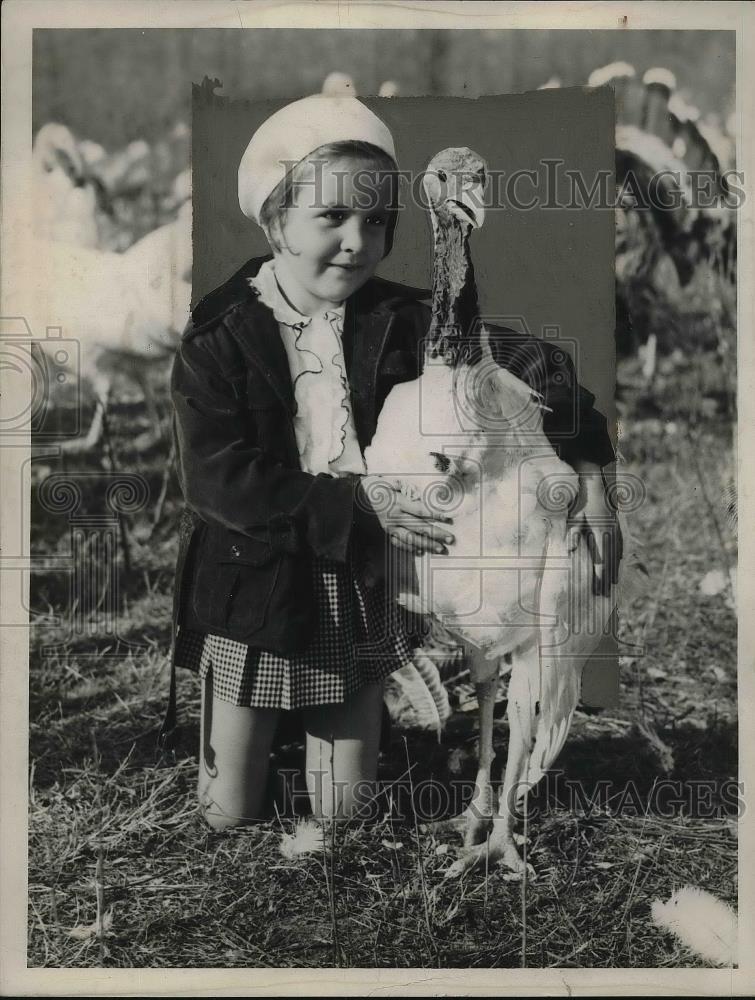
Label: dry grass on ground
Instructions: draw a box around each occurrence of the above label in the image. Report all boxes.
[27,349,737,969]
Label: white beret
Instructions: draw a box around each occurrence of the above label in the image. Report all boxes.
[238,95,396,224]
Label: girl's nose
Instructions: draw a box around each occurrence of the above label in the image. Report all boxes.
[340,217,366,254]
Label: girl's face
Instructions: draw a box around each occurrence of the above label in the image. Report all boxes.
[268,157,393,315]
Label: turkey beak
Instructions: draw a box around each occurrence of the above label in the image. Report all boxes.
[446,178,485,230]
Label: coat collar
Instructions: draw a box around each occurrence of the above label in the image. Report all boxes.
[188,254,429,332]
[187,255,429,417]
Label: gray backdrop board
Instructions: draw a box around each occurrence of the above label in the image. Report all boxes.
[192,85,615,423]
[192,85,618,707]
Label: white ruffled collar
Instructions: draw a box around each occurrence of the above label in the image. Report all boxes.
[247,258,344,329]
[245,258,364,476]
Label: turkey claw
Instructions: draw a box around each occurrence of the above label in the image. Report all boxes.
[427,808,494,849]
[442,839,536,880]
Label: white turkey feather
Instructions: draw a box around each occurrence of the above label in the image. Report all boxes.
[651,887,738,967]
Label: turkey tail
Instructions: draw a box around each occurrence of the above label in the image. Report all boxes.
[508,527,615,799]
[504,522,580,797]
[523,658,582,792]
[383,649,451,739]
[621,68,726,193]
[526,523,583,790]
[423,621,465,682]
[412,646,452,726]
[615,128,694,287]
[505,644,580,796]
[667,92,722,175]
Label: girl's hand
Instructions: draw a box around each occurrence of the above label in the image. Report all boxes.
[358,476,455,556]
[567,461,623,596]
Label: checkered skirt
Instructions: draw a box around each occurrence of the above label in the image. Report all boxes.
[174,556,415,710]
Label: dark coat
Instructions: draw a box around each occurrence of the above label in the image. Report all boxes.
[169,254,615,664]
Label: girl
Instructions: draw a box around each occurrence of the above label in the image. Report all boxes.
[168,95,454,829]
[165,95,618,830]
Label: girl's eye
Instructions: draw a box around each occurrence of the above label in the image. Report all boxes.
[367,215,387,226]
[323,210,346,222]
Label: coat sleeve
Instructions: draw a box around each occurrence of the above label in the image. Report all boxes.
[170,327,359,562]
[487,326,616,468]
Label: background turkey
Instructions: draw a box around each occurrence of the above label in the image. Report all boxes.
[27,122,192,461]
[556,62,737,365]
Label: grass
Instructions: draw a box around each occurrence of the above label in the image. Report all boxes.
[28,735,737,968]
[27,337,738,968]
[21,72,740,968]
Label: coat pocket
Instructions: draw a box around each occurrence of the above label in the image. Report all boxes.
[191,524,281,636]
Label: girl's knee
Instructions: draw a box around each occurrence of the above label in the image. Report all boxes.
[308,771,379,821]
[201,803,242,832]
[198,782,252,831]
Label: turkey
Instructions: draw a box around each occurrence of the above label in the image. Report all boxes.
[321,71,357,96]
[580,63,737,355]
[378,80,400,98]
[32,123,109,249]
[14,231,191,452]
[365,147,626,877]
[585,62,736,286]
[28,121,193,452]
[586,62,732,185]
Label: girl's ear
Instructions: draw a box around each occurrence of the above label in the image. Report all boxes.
[264,218,283,255]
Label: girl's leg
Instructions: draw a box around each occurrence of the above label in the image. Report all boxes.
[302,682,384,820]
[198,670,281,831]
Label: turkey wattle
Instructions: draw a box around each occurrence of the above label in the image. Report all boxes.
[364,147,619,877]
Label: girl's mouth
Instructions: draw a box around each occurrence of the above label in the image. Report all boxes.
[329,263,364,271]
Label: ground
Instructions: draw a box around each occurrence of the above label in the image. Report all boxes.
[27,345,737,969]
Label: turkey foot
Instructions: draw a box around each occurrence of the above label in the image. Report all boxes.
[427,801,493,846]
[426,759,496,848]
[462,777,498,847]
[427,808,493,846]
[444,819,535,880]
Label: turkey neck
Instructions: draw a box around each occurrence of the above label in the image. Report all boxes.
[426,218,482,367]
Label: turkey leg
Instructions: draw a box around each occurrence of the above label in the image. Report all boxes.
[443,648,503,878]
[464,673,498,846]
[59,373,110,455]
[487,706,535,875]
[445,649,536,878]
